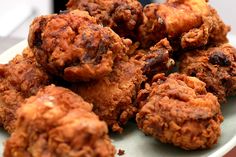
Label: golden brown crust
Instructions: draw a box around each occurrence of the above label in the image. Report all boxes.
[4,85,115,157]
[0,48,51,133]
[71,58,146,133]
[136,73,223,150]
[69,39,174,133]
[181,6,230,49]
[66,0,143,39]
[138,0,230,49]
[28,10,131,82]
[179,43,236,103]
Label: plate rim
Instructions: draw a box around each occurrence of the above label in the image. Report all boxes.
[208,135,236,157]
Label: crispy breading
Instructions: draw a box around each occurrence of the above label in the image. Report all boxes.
[136,73,223,150]
[138,0,230,49]
[28,10,131,82]
[179,43,236,103]
[4,85,115,157]
[140,38,175,77]
[71,58,146,133]
[70,39,174,133]
[0,48,51,133]
[66,0,143,39]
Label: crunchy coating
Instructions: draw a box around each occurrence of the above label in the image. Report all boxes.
[28,10,131,82]
[136,73,223,150]
[0,48,51,133]
[140,38,175,77]
[138,0,230,49]
[70,39,174,133]
[4,85,115,157]
[179,43,236,103]
[66,0,143,39]
[127,38,175,75]
[71,58,146,133]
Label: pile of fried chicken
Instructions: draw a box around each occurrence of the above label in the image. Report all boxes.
[0,0,235,156]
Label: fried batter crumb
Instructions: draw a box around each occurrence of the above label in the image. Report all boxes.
[118,149,125,156]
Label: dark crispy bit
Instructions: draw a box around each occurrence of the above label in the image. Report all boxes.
[209,51,231,66]
[136,73,223,150]
[140,38,174,77]
[0,48,51,133]
[66,0,143,39]
[28,10,131,82]
[4,85,115,157]
[138,0,230,49]
[117,149,125,156]
[179,43,236,103]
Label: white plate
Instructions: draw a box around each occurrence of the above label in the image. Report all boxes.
[0,37,236,157]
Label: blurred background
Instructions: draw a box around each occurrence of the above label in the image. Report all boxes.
[0,0,235,39]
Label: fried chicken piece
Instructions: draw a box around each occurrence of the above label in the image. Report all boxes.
[70,39,174,133]
[71,58,146,133]
[179,43,236,103]
[136,73,223,150]
[0,48,51,133]
[4,85,115,157]
[66,0,143,39]
[28,10,131,82]
[138,0,230,49]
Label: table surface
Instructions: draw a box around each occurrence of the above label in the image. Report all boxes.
[0,37,235,157]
